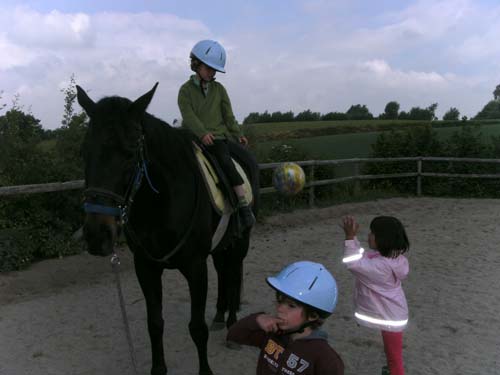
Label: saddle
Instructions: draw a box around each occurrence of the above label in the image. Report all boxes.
[192,142,253,249]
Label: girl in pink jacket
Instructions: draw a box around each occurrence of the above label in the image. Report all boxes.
[341,215,409,375]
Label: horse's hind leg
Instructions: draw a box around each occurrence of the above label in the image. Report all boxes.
[179,258,213,375]
[135,256,167,375]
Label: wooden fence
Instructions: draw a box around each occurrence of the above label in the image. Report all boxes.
[261,156,500,206]
[2,157,500,207]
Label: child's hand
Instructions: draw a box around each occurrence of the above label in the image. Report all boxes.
[342,216,359,240]
[201,133,215,145]
[239,136,249,147]
[256,314,285,333]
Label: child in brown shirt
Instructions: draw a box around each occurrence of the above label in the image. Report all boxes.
[227,261,344,375]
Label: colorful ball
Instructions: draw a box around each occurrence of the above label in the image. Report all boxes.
[272,162,306,196]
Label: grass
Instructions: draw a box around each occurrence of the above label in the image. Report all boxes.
[249,120,500,161]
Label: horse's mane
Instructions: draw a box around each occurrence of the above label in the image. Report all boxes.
[93,96,198,172]
[142,111,199,173]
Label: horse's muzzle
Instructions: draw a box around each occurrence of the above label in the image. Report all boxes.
[83,214,119,256]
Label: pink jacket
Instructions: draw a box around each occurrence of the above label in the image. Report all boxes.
[343,237,409,332]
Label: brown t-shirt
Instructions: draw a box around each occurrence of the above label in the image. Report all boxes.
[227,313,344,375]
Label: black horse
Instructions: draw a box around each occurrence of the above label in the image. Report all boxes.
[76,83,259,375]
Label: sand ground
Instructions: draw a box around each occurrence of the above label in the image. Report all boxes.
[1,197,499,375]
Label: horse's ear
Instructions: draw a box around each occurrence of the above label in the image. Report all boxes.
[76,85,96,117]
[130,82,159,119]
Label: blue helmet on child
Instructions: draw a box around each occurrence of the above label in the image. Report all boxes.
[267,261,338,318]
[190,40,226,73]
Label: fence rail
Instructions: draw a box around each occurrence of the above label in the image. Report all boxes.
[2,157,500,206]
[259,157,500,205]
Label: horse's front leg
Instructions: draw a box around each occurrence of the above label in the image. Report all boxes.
[226,235,250,328]
[211,252,227,330]
[180,258,213,375]
[135,256,167,375]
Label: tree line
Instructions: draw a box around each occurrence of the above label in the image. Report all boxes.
[243,84,500,124]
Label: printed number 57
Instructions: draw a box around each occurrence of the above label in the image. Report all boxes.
[287,354,309,373]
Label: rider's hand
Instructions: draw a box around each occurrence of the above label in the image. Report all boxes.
[201,133,215,146]
[239,136,249,147]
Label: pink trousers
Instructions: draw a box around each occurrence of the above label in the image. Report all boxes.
[381,330,404,375]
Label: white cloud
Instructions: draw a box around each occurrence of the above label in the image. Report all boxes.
[0,1,499,128]
[0,6,211,127]
[7,7,94,49]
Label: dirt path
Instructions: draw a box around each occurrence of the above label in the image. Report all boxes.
[1,197,499,375]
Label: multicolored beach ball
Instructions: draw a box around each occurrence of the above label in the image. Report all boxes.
[272,162,306,196]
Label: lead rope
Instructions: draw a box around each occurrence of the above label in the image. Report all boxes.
[110,253,139,375]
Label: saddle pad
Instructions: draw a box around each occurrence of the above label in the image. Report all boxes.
[193,143,253,216]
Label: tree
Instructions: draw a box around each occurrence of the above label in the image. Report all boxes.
[346,104,373,120]
[294,109,321,122]
[401,103,438,121]
[321,112,348,121]
[61,74,78,127]
[243,112,261,124]
[270,111,294,122]
[424,103,438,121]
[493,84,500,101]
[474,100,500,119]
[0,91,6,113]
[380,101,400,119]
[53,75,88,180]
[443,107,460,121]
[0,109,49,185]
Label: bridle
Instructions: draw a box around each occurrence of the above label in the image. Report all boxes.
[82,127,200,264]
[83,134,158,224]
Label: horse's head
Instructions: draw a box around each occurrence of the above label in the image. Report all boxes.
[77,83,158,256]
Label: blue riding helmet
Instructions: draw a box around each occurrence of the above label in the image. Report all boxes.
[191,40,226,73]
[267,261,338,317]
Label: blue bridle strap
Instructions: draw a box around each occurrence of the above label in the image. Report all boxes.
[142,160,159,194]
[83,202,122,216]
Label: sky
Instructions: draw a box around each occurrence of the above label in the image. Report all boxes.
[1,0,500,129]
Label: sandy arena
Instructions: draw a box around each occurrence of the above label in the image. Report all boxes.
[1,197,499,375]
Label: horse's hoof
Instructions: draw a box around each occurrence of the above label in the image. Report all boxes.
[210,321,226,331]
[151,367,167,375]
[225,340,242,350]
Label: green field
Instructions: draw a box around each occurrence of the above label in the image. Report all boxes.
[250,120,500,161]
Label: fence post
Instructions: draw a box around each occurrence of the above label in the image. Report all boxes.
[417,158,422,196]
[308,164,315,208]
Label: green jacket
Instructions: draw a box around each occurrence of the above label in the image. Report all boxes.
[178,75,242,140]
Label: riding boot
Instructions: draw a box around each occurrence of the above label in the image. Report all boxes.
[238,205,255,229]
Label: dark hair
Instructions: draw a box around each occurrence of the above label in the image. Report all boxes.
[190,53,202,72]
[276,292,326,328]
[370,216,409,258]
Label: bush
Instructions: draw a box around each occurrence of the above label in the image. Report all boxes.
[365,123,500,197]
